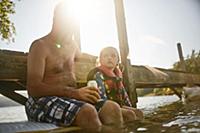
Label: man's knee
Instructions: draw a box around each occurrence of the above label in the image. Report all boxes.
[74,103,101,127]
[77,103,98,120]
[103,100,121,113]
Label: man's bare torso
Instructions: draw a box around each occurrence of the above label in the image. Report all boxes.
[40,36,78,87]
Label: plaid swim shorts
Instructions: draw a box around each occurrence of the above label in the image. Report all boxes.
[25,96,106,126]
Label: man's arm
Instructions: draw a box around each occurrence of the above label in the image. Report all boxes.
[27,40,71,97]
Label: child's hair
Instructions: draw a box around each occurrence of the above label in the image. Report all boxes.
[99,46,120,63]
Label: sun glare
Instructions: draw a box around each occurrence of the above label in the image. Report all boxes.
[58,0,99,23]
[55,0,118,56]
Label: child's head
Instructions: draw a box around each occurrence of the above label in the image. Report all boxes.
[99,47,120,69]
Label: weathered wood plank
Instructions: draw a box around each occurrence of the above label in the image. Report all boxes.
[130,65,200,88]
[0,50,97,83]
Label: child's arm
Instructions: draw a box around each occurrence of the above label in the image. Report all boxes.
[121,87,132,107]
[87,69,107,100]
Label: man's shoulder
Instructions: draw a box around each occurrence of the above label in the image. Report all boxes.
[29,37,47,52]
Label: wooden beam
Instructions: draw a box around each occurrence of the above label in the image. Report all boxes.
[114,0,137,107]
[113,0,129,63]
[130,65,200,87]
[135,82,187,88]
[0,89,27,105]
[0,80,26,90]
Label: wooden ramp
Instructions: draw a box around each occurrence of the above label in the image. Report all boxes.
[0,121,58,133]
[0,121,82,133]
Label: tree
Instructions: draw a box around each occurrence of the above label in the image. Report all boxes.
[173,50,200,74]
[0,0,16,42]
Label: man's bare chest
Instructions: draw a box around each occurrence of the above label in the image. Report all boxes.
[46,50,75,73]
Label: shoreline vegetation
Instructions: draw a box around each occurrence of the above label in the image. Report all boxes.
[137,87,182,97]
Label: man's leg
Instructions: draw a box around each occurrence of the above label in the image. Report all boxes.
[98,100,123,126]
[73,103,102,131]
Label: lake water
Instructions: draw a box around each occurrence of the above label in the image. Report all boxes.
[0,95,178,123]
[0,95,200,133]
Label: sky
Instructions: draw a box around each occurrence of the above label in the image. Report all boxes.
[0,0,200,68]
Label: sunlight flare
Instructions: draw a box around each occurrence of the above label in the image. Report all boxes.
[57,0,100,23]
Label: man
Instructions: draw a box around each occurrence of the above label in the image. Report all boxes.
[25,0,123,131]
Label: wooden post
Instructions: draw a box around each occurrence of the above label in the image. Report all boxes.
[177,42,186,71]
[172,42,187,99]
[113,0,137,107]
[177,43,195,87]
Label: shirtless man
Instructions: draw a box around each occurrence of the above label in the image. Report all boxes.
[25,0,123,131]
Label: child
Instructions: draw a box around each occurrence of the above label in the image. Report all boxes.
[87,47,143,122]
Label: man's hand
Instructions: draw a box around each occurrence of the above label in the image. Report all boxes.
[77,86,101,104]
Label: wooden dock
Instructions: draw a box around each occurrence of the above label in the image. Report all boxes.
[1,49,200,106]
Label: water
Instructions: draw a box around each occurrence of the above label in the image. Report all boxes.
[0,106,27,123]
[135,96,200,133]
[0,95,200,133]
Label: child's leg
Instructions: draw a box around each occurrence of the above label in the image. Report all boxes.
[99,100,123,127]
[121,108,137,123]
[122,106,144,120]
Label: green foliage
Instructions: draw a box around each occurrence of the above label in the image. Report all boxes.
[153,88,182,96]
[0,0,16,42]
[173,50,200,74]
